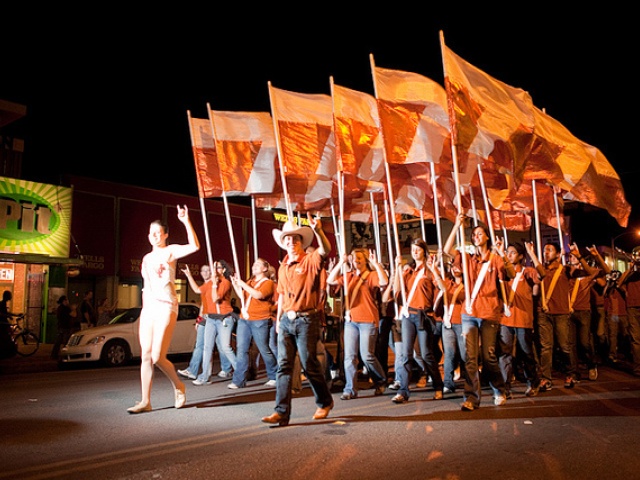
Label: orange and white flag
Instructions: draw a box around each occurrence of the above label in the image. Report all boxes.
[269,84,337,212]
[187,113,223,199]
[373,64,450,166]
[332,82,385,199]
[441,38,535,206]
[209,109,277,196]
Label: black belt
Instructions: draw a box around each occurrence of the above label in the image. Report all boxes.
[286,309,318,320]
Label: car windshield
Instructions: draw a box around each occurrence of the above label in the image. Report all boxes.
[109,308,142,325]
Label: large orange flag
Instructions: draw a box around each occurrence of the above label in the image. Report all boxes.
[527,106,630,227]
[372,62,457,221]
[209,109,277,196]
[441,38,535,209]
[564,145,630,227]
[373,64,450,166]
[187,113,223,199]
[268,84,336,213]
[332,82,386,200]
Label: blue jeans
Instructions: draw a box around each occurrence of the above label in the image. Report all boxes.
[397,312,443,399]
[196,314,236,382]
[343,321,386,395]
[269,321,278,359]
[232,318,277,387]
[439,322,465,391]
[375,315,394,377]
[498,325,540,389]
[461,314,505,405]
[272,312,333,420]
[185,323,205,376]
[537,312,576,381]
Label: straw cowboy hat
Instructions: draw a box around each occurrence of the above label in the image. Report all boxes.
[272,221,314,250]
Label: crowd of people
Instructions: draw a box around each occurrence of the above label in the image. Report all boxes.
[126,210,640,424]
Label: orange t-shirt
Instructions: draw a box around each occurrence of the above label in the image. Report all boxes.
[337,270,382,325]
[244,278,275,321]
[277,250,324,313]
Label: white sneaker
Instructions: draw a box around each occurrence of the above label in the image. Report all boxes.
[494,395,507,406]
[217,370,232,378]
[264,379,277,387]
[227,383,239,389]
[388,381,401,390]
[178,369,196,380]
[192,378,212,386]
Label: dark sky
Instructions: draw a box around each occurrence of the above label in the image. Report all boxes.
[3,7,637,248]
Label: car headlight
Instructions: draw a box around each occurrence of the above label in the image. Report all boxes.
[86,336,106,345]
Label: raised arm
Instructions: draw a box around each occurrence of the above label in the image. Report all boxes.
[369,250,389,287]
[308,213,331,258]
[171,205,200,259]
[525,241,545,279]
[327,254,347,286]
[569,242,598,275]
[181,265,202,294]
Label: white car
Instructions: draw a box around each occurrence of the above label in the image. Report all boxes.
[59,303,200,367]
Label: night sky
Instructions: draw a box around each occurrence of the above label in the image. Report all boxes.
[3,7,636,249]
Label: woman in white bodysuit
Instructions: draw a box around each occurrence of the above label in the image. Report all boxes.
[128,205,200,414]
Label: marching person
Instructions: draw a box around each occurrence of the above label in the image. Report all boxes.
[448,214,514,411]
[261,214,334,427]
[128,205,200,414]
[229,258,278,389]
[390,237,444,404]
[327,248,388,400]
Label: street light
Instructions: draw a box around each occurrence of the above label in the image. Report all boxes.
[611,230,640,268]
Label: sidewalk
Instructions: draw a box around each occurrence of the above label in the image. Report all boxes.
[0,343,60,375]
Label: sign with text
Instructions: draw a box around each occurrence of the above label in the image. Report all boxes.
[0,177,72,257]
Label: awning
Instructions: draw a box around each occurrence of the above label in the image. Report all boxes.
[0,252,84,266]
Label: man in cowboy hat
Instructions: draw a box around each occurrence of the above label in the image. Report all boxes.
[261,213,334,427]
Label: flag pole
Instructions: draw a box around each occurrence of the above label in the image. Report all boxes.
[208,105,241,276]
[552,185,566,265]
[187,109,215,271]
[440,30,470,310]
[370,53,407,310]
[430,162,445,272]
[532,180,542,260]
[268,81,294,221]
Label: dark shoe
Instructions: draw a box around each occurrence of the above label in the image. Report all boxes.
[312,402,334,420]
[340,392,357,400]
[539,379,553,392]
[525,385,539,397]
[564,376,576,389]
[261,412,289,427]
[505,389,513,400]
[374,383,386,396]
[461,400,478,411]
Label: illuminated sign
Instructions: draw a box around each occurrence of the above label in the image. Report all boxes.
[0,177,72,257]
[272,213,310,226]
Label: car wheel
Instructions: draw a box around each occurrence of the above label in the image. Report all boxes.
[101,339,131,367]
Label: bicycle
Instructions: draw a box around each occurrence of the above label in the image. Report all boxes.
[9,314,40,357]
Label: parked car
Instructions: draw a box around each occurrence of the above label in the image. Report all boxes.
[59,303,200,367]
